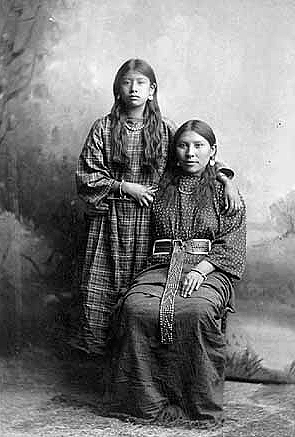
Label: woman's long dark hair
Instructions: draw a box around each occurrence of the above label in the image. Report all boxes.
[110,59,162,174]
[158,120,217,206]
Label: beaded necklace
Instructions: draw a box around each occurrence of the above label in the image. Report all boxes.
[124,118,145,131]
[178,175,201,195]
[178,187,194,195]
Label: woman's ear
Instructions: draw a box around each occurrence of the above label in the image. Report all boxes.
[150,82,156,96]
[210,143,217,159]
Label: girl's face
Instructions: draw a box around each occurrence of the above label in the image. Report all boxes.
[175,130,216,176]
[119,70,155,111]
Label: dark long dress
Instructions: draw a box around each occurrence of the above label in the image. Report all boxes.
[107,175,246,423]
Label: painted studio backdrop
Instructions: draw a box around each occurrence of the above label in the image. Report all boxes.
[0,0,295,380]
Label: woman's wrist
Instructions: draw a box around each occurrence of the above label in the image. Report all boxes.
[190,268,207,281]
[191,260,215,279]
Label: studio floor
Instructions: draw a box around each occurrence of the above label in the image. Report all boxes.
[1,347,294,437]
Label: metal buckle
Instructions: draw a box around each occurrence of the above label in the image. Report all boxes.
[152,238,211,256]
[152,239,173,256]
[185,239,211,255]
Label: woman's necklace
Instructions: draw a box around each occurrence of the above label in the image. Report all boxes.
[178,176,200,195]
[178,187,194,195]
[124,120,145,131]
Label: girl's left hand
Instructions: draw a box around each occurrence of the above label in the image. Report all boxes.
[180,271,205,298]
[223,180,242,214]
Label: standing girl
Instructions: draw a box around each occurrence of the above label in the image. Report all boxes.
[75,59,237,356]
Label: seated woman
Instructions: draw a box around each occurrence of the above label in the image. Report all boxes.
[106,120,246,426]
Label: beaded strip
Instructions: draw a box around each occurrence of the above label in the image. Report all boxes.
[124,121,144,131]
[159,240,185,344]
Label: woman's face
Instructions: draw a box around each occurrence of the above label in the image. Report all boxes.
[175,130,216,176]
[119,70,155,111]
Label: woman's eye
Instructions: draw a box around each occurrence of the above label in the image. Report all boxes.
[177,143,186,149]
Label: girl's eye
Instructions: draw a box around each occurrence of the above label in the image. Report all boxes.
[177,143,187,149]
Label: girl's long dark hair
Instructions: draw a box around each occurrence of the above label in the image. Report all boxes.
[158,120,218,206]
[110,59,162,174]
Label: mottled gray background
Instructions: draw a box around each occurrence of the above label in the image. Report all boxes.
[1,0,295,374]
[40,0,295,223]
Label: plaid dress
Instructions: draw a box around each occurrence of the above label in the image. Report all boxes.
[75,114,175,354]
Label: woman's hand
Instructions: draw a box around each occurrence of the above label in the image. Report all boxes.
[180,270,205,298]
[122,182,157,207]
[223,180,241,214]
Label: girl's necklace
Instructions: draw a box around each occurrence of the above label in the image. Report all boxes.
[124,120,145,131]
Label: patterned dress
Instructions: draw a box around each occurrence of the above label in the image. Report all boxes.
[107,175,246,423]
[75,114,175,355]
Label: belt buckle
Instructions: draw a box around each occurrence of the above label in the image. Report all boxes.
[185,239,211,255]
[152,239,172,256]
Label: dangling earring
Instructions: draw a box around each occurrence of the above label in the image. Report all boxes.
[210,145,217,166]
[209,156,215,167]
[148,95,153,101]
[176,161,180,166]
[116,94,121,101]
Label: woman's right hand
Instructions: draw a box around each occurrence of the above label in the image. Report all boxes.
[122,182,157,207]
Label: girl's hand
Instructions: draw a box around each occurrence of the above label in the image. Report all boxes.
[122,182,157,207]
[180,270,205,298]
[223,180,241,214]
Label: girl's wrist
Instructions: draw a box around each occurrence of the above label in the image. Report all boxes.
[112,180,120,195]
[119,180,127,198]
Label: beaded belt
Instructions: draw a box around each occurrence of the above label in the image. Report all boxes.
[157,238,211,344]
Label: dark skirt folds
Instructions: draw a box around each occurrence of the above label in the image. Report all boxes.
[106,265,233,423]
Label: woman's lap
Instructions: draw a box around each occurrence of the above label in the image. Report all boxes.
[122,269,231,324]
[107,269,230,421]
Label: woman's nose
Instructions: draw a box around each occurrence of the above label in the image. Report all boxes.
[130,81,138,92]
[186,145,196,157]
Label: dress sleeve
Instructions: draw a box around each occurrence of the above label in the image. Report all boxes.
[215,161,234,179]
[204,187,246,279]
[76,119,116,207]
